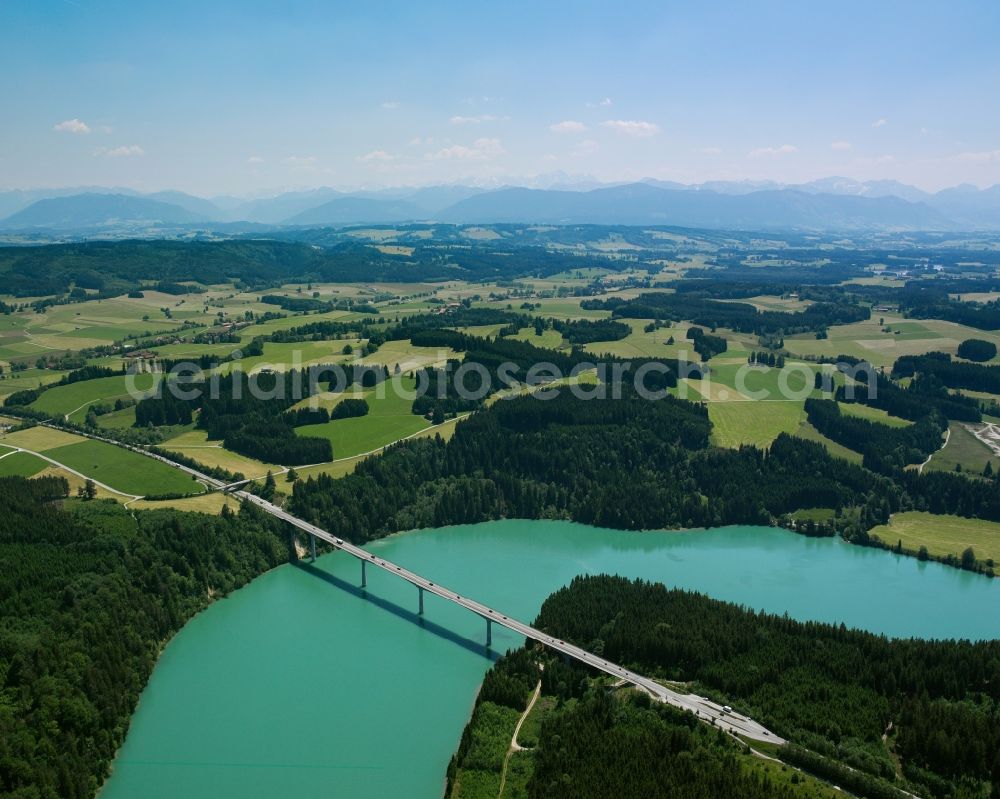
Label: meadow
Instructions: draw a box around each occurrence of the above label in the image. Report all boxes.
[43,440,204,496]
[296,377,431,459]
[869,511,1000,566]
[0,450,48,477]
[784,313,1000,368]
[924,422,1000,476]
[28,372,158,421]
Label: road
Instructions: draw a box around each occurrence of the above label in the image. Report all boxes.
[36,421,785,744]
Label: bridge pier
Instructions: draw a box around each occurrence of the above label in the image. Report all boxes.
[486,617,492,648]
[361,559,367,588]
[418,586,424,615]
[310,535,316,562]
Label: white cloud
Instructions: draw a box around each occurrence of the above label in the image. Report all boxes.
[830,141,852,151]
[247,155,265,164]
[587,97,613,108]
[749,144,798,158]
[697,146,723,155]
[872,118,888,128]
[94,144,144,158]
[427,137,505,160]
[571,139,599,157]
[601,119,659,137]
[381,101,399,109]
[550,120,587,134]
[357,149,395,163]
[450,114,506,125]
[54,118,90,134]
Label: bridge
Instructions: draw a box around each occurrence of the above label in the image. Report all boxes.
[40,422,784,744]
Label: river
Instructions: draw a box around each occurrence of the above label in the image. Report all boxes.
[101,520,1000,798]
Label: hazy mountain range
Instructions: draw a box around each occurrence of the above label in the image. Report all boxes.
[1,177,998,233]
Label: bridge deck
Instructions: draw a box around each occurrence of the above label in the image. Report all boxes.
[39,423,784,744]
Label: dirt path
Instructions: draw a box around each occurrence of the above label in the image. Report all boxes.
[498,679,542,798]
[918,427,950,474]
[3,445,141,499]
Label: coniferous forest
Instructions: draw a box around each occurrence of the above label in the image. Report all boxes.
[448,576,1000,799]
[0,478,290,799]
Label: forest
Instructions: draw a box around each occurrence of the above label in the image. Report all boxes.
[447,575,999,799]
[137,370,333,465]
[0,237,620,298]
[582,290,869,335]
[804,398,947,474]
[893,352,1000,394]
[836,366,982,423]
[290,387,898,541]
[0,477,290,799]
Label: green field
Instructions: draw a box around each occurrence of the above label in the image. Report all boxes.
[508,326,567,350]
[0,451,48,477]
[28,373,157,421]
[924,422,1000,476]
[296,378,431,459]
[0,368,70,399]
[44,440,204,496]
[869,511,1000,566]
[707,401,806,449]
[784,313,1000,368]
[839,402,912,428]
[160,429,285,481]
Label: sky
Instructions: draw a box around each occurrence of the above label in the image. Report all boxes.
[2,0,999,196]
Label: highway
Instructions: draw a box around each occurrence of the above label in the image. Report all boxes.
[38,422,785,744]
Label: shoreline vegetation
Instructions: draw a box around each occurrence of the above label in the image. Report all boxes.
[447,576,1000,799]
[2,484,996,799]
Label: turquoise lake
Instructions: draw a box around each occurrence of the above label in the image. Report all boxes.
[101,521,1000,798]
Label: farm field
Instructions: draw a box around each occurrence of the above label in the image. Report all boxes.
[508,326,567,350]
[0,368,70,399]
[0,425,87,451]
[44,439,204,496]
[839,402,912,428]
[584,319,692,359]
[296,377,431,459]
[707,401,806,449]
[28,373,158,421]
[357,339,461,373]
[130,492,240,514]
[160,428,286,480]
[784,313,1000,368]
[95,405,138,429]
[481,297,609,320]
[869,511,1000,567]
[217,339,363,375]
[0,450,48,477]
[924,422,1000,476]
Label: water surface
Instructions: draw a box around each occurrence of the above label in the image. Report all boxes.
[102,521,1000,798]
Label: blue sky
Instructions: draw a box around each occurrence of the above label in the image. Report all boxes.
[2,0,999,195]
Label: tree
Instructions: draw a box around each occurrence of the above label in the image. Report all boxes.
[961,546,977,571]
[957,339,997,363]
[286,468,299,483]
[261,470,276,501]
[77,479,97,501]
